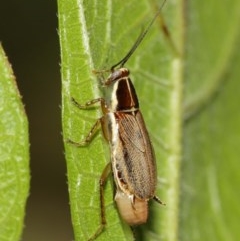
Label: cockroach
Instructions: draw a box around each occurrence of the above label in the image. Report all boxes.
[68,1,167,240]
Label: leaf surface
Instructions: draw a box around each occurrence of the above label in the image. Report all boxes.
[58,0,240,240]
[0,45,30,241]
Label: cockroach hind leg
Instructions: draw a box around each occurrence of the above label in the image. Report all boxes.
[87,225,105,241]
[92,163,111,240]
[86,163,111,241]
[153,195,166,206]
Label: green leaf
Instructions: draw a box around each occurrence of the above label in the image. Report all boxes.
[58,0,240,240]
[58,0,182,240]
[0,45,30,240]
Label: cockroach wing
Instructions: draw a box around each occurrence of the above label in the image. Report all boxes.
[112,110,157,200]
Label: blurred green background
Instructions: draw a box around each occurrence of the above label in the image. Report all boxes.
[1,0,240,240]
[0,1,73,240]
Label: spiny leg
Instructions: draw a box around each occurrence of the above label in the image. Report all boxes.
[68,97,109,146]
[88,162,112,241]
[71,97,104,109]
[67,118,102,146]
[71,97,109,114]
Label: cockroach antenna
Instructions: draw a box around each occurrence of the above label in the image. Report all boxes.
[110,0,167,71]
